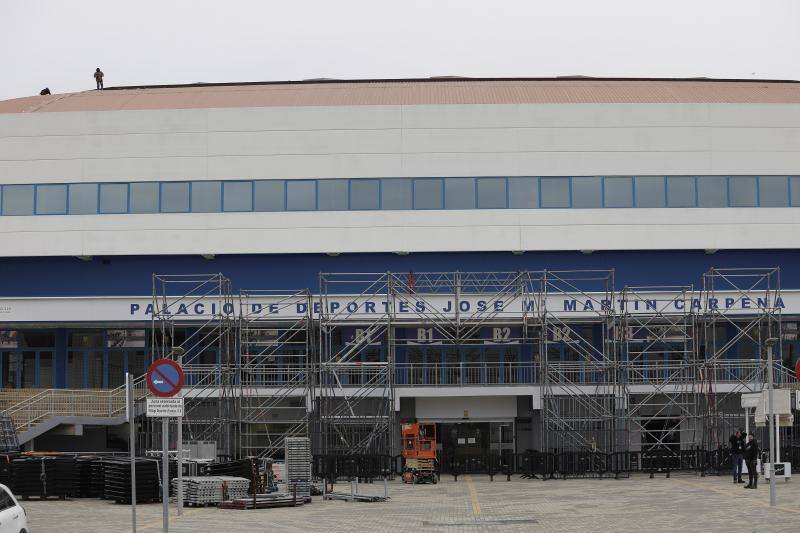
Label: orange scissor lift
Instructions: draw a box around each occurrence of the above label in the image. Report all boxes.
[401,422,438,484]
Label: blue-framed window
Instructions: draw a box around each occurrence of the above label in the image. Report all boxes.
[381,178,412,210]
[729,176,758,207]
[2,185,34,215]
[476,178,506,209]
[68,183,98,214]
[508,177,538,208]
[445,177,475,209]
[540,177,569,208]
[35,184,67,214]
[318,179,348,211]
[572,177,602,208]
[759,176,789,207]
[1,175,798,216]
[223,181,253,212]
[667,176,696,207]
[286,180,316,211]
[604,177,633,208]
[350,179,380,210]
[791,177,800,207]
[413,178,444,209]
[99,183,129,214]
[254,180,285,211]
[698,176,727,207]
[130,182,159,213]
[191,181,221,213]
[634,176,665,208]
[161,182,190,213]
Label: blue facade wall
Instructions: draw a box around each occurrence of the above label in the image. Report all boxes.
[0,249,798,297]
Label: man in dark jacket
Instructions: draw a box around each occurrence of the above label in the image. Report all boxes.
[729,429,745,483]
[94,68,104,89]
[744,433,759,489]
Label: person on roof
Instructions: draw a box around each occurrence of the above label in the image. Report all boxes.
[94,68,104,90]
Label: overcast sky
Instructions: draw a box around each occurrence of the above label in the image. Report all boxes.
[1,0,798,101]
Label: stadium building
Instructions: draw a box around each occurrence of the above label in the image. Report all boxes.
[0,77,799,464]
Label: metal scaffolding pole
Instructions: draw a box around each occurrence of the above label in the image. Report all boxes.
[149,273,239,459]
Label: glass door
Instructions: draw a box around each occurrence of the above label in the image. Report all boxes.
[107,351,126,388]
[0,352,16,388]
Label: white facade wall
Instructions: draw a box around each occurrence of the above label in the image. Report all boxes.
[0,102,799,256]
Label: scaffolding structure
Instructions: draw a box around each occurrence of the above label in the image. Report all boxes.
[139,267,788,459]
[238,289,313,458]
[317,273,395,456]
[620,285,700,452]
[149,273,239,458]
[702,267,782,449]
[535,270,624,453]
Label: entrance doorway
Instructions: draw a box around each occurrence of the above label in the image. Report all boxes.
[435,421,515,473]
[641,418,681,452]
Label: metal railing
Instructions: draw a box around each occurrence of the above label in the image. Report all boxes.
[3,359,795,436]
[3,374,148,433]
[395,363,535,386]
[177,360,798,388]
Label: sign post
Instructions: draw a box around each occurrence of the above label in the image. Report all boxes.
[127,372,136,533]
[146,359,184,533]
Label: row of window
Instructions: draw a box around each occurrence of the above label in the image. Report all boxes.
[1,175,799,216]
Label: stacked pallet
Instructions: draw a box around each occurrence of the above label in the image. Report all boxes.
[172,476,249,506]
[285,437,312,500]
[206,458,258,493]
[103,458,161,504]
[74,456,100,498]
[90,459,106,498]
[11,456,75,499]
[0,453,16,489]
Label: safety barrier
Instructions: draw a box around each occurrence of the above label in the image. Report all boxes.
[310,446,798,483]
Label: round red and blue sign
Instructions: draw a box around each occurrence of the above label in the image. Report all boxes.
[146,358,184,397]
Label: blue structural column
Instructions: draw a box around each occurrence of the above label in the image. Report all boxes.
[54,328,67,388]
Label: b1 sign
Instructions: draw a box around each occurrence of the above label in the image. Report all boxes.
[146,397,184,417]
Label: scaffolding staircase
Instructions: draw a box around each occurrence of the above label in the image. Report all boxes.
[239,289,313,459]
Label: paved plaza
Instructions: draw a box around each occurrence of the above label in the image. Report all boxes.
[21,473,800,532]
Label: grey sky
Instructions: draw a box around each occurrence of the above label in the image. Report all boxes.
[1,0,798,101]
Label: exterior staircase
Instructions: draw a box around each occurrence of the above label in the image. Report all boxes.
[1,375,148,446]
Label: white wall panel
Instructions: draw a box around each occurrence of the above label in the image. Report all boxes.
[206,129,401,156]
[1,102,799,185]
[0,208,797,257]
[205,153,404,180]
[415,396,517,420]
[206,105,401,132]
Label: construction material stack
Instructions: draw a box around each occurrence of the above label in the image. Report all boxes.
[285,437,312,501]
[207,458,259,493]
[11,456,75,499]
[103,458,161,503]
[172,476,249,506]
[0,415,19,452]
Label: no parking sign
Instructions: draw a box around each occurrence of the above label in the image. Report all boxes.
[146,358,184,397]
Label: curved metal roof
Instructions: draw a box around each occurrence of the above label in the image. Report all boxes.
[2,77,800,114]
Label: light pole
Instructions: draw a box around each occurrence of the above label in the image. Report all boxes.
[766,337,778,507]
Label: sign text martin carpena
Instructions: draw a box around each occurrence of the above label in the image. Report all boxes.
[0,292,791,323]
[128,293,787,320]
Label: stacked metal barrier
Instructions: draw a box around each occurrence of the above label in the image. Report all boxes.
[285,437,312,499]
[172,476,250,506]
